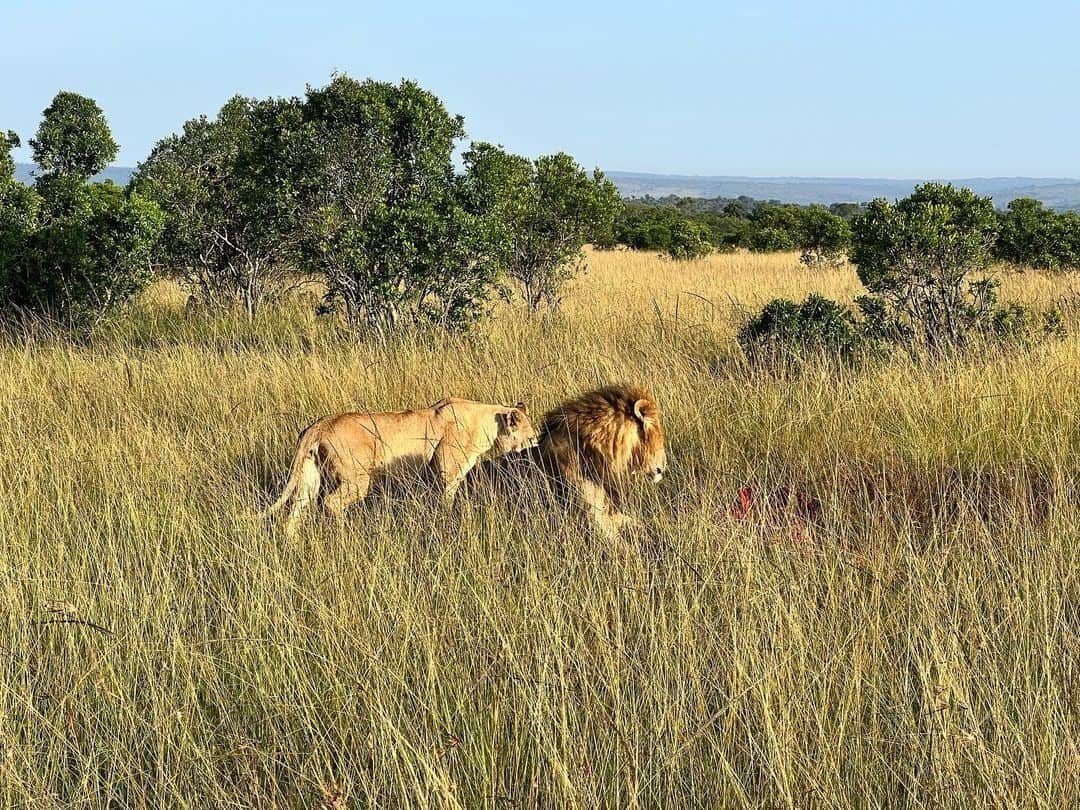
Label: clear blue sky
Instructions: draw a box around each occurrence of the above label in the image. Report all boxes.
[3,0,1079,178]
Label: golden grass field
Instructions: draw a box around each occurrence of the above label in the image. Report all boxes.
[1,249,1078,807]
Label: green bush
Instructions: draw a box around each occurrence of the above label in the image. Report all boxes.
[995,198,1080,271]
[798,205,851,267]
[461,143,621,312]
[748,226,796,253]
[1,179,162,328]
[664,218,712,260]
[738,294,866,365]
[29,92,117,181]
[296,77,498,331]
[850,183,1060,352]
[133,96,305,318]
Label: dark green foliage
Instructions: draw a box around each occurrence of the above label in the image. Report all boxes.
[798,205,851,267]
[613,204,745,254]
[665,218,713,260]
[1,180,162,327]
[738,294,866,365]
[296,76,497,331]
[134,75,618,331]
[133,95,306,317]
[627,194,865,222]
[1,101,163,330]
[29,92,118,181]
[851,183,1060,352]
[996,198,1080,270]
[461,143,621,310]
[1,131,19,179]
[748,226,795,252]
[612,197,863,257]
[0,133,41,264]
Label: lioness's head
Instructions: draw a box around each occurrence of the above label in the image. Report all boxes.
[494,403,539,455]
[630,396,666,483]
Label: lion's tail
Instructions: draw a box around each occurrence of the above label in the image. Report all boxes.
[263,422,323,519]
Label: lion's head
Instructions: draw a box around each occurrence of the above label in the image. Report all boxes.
[540,384,666,483]
[493,403,539,455]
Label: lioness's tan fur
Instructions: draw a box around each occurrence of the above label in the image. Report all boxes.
[265,398,537,535]
[537,384,666,537]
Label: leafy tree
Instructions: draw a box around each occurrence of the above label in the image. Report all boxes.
[297,76,499,331]
[665,218,712,260]
[798,205,851,267]
[0,133,43,282]
[828,202,865,220]
[996,197,1080,271]
[850,183,1056,351]
[1,111,161,329]
[3,181,162,327]
[1,131,19,179]
[613,204,679,251]
[462,143,620,312]
[723,200,751,218]
[133,95,306,317]
[29,92,118,180]
[749,226,795,252]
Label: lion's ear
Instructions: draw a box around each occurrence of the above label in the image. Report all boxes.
[633,399,654,426]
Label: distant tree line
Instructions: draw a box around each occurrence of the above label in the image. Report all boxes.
[611,192,1080,270]
[608,198,856,265]
[1,79,619,331]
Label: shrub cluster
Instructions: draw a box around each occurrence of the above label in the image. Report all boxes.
[618,191,1080,274]
[738,294,864,365]
[739,183,1065,364]
[996,198,1080,270]
[132,76,620,329]
[4,81,620,333]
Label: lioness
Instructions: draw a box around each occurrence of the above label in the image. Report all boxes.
[536,384,666,537]
[265,399,537,535]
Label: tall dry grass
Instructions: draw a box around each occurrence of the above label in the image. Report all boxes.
[0,249,1077,807]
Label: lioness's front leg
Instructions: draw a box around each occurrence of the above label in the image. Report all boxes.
[433,446,477,505]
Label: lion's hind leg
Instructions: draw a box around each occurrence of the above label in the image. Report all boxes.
[322,474,371,520]
[284,455,323,537]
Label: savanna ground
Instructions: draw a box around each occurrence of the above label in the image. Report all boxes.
[0,249,1078,808]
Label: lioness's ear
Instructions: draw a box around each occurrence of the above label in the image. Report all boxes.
[515,401,527,413]
[633,399,653,426]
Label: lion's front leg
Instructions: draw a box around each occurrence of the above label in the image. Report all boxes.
[565,471,629,538]
[433,443,477,505]
[441,466,470,504]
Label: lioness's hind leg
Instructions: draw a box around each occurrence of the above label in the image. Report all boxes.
[284,456,322,537]
[323,474,371,519]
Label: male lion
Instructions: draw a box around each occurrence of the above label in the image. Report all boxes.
[264,398,537,535]
[536,383,666,537]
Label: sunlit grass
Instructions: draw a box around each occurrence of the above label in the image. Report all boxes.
[0,249,1076,806]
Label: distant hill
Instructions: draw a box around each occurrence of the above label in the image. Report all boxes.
[607,172,1080,211]
[14,164,1080,211]
[15,163,134,186]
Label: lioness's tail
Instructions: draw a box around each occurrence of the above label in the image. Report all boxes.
[263,422,323,521]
